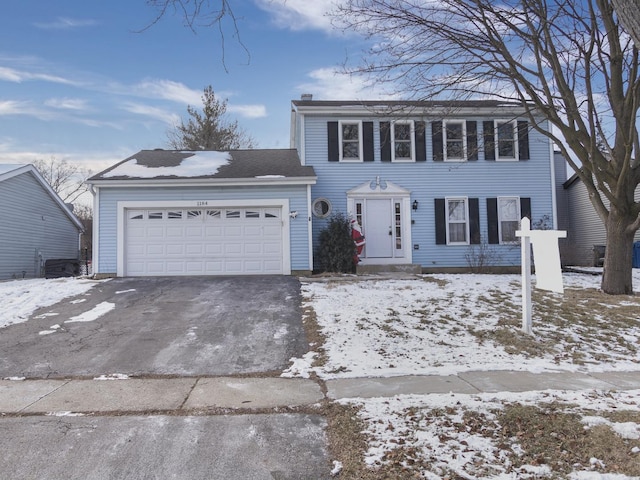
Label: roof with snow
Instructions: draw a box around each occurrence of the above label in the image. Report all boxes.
[88,149,316,183]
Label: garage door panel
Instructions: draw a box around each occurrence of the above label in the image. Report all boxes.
[244,243,262,255]
[166,244,185,255]
[186,244,204,255]
[204,244,222,255]
[125,207,284,276]
[166,226,184,237]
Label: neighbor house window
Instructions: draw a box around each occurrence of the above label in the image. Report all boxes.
[498,196,520,243]
[340,121,362,161]
[446,198,469,244]
[444,120,466,161]
[496,120,518,160]
[392,121,414,161]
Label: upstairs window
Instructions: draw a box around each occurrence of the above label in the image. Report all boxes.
[432,121,478,161]
[392,121,414,161]
[340,121,362,161]
[484,120,529,161]
[496,120,517,160]
[444,120,466,161]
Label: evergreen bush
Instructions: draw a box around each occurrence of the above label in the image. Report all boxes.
[316,212,356,273]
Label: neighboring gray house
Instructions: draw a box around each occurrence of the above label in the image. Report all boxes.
[0,164,84,280]
[562,169,640,266]
[87,149,316,277]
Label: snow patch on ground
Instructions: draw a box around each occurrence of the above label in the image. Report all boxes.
[65,301,115,323]
[0,278,102,328]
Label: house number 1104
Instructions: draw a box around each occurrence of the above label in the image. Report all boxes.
[196,201,208,206]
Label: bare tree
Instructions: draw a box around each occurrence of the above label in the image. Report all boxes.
[612,0,640,47]
[168,85,255,150]
[144,0,249,70]
[334,0,640,295]
[33,156,92,205]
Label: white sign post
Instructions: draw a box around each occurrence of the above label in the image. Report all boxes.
[515,217,567,335]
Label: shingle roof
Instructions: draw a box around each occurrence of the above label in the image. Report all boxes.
[88,149,316,181]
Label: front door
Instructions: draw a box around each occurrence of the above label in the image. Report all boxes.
[364,199,394,258]
[347,180,412,265]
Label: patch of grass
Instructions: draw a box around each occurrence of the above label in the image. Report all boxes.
[301,304,328,367]
[421,276,449,288]
[497,403,640,476]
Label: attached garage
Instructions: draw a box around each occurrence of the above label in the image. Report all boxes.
[125,206,284,276]
[88,149,316,277]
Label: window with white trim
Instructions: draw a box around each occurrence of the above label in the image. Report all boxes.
[495,120,518,160]
[446,198,469,244]
[498,196,521,243]
[339,121,362,161]
[392,121,414,161]
[312,198,332,218]
[444,120,466,161]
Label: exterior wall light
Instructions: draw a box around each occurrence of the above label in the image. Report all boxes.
[412,200,419,211]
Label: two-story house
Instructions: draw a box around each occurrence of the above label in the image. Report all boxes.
[291,98,559,273]
[87,98,559,277]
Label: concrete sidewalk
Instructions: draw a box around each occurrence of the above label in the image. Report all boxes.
[1,370,639,414]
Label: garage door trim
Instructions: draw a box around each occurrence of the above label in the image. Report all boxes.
[116,199,291,276]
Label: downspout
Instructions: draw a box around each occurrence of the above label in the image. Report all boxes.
[89,183,99,277]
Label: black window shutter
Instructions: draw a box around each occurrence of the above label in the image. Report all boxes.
[415,121,426,162]
[380,122,391,162]
[363,121,374,162]
[518,121,530,160]
[469,198,480,244]
[435,198,446,244]
[432,121,444,161]
[328,122,339,162]
[483,121,495,161]
[521,197,532,220]
[487,197,499,244]
[467,121,478,161]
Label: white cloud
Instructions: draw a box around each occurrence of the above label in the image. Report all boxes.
[297,67,398,100]
[33,17,98,30]
[255,0,336,33]
[44,98,89,111]
[132,79,202,105]
[0,100,28,115]
[121,102,181,126]
[227,104,267,118]
[0,66,77,85]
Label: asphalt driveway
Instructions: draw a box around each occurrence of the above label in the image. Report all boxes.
[0,276,308,378]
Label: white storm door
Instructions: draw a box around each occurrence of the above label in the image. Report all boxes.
[364,199,394,258]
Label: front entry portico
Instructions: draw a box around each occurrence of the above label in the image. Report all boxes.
[347,179,413,265]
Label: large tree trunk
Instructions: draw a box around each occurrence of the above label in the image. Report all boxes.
[602,209,636,295]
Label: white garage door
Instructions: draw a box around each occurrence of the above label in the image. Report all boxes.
[125,207,284,276]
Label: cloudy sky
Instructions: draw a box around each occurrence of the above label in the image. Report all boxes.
[0,1,381,173]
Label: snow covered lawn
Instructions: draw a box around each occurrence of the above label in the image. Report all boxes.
[297,271,640,479]
[300,272,640,378]
[0,277,102,329]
